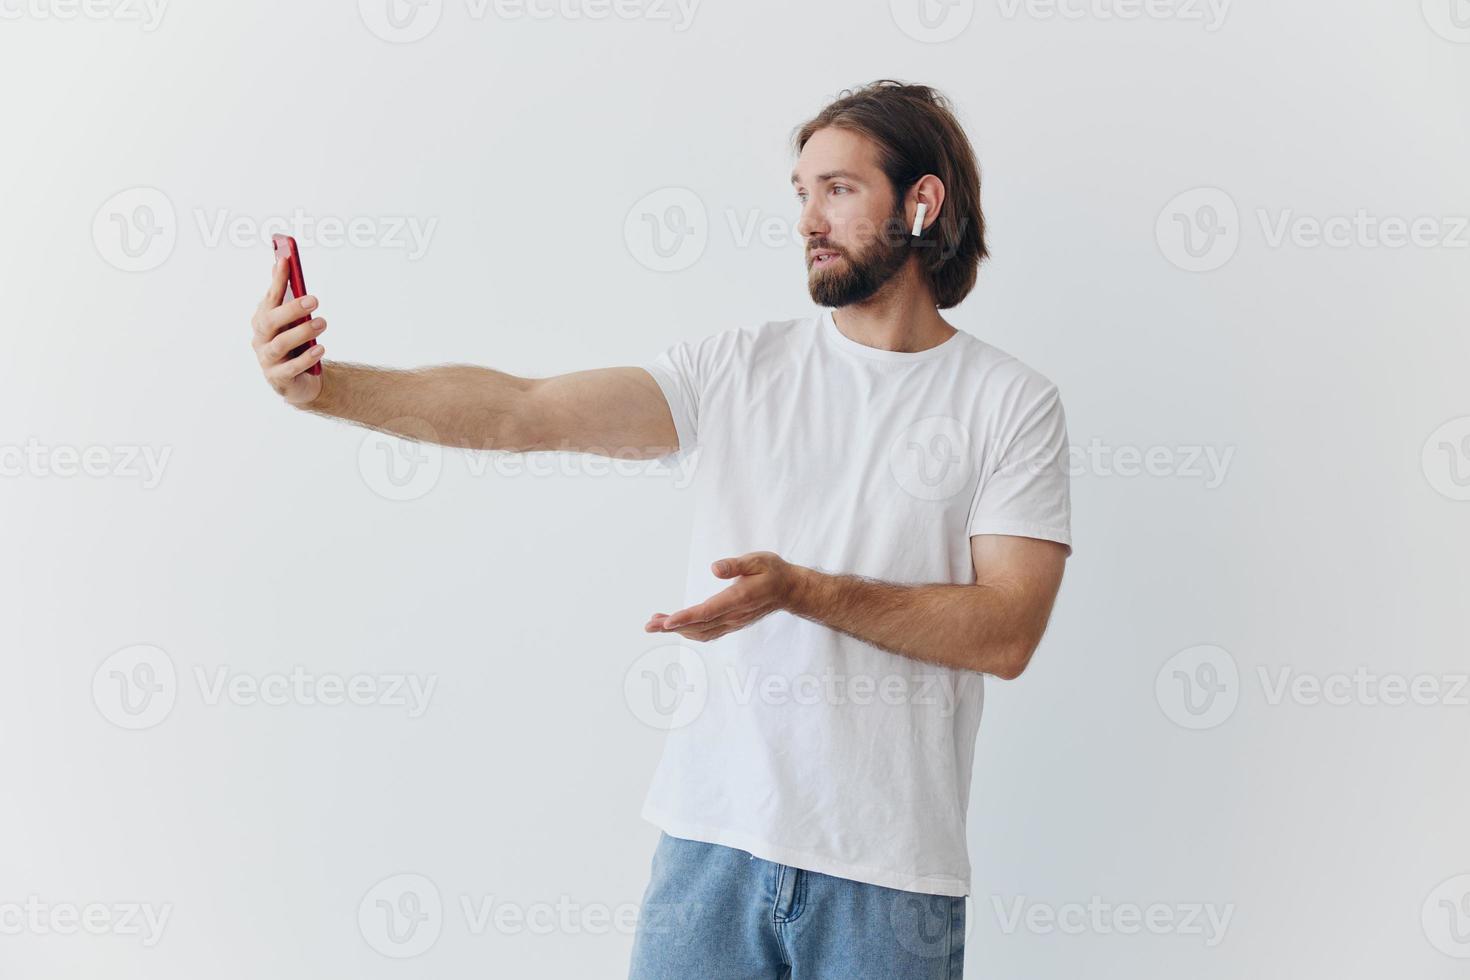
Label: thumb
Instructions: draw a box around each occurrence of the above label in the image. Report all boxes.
[711,555,757,578]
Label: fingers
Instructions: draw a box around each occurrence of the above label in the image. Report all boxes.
[266,342,326,385]
[661,603,716,631]
[253,294,319,341]
[712,553,767,578]
[257,256,288,313]
[660,591,751,631]
[259,318,327,364]
[653,617,737,642]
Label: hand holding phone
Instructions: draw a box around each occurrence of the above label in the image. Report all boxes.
[270,234,322,376]
[251,236,327,405]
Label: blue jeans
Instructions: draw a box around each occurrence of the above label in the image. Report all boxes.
[628,832,967,979]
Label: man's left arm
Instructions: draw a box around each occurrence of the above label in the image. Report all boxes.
[644,534,1067,679]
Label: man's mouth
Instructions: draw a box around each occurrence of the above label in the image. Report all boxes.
[809,249,842,269]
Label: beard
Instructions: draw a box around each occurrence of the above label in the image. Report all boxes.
[806,207,913,308]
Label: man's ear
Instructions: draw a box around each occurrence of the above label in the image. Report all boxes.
[908,174,946,235]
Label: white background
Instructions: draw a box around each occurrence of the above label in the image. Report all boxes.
[2,0,1468,976]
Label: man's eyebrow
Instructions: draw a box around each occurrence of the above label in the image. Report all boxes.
[790,169,863,186]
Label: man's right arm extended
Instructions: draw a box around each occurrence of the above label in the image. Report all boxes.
[250,257,679,460]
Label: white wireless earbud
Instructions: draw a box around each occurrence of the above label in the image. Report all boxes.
[911,202,928,238]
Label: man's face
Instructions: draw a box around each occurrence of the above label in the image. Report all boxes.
[792,127,912,308]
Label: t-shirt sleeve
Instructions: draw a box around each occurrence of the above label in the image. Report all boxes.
[643,340,701,456]
[967,382,1073,554]
[643,328,742,457]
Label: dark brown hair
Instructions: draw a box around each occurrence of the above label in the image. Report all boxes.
[793,80,987,309]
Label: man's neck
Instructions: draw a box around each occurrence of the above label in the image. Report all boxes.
[830,270,956,354]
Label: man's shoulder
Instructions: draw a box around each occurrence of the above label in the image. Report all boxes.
[959,333,1061,400]
[690,314,815,358]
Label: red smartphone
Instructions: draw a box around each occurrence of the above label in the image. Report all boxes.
[271,234,321,376]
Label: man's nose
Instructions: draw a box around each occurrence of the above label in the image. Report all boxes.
[796,199,828,240]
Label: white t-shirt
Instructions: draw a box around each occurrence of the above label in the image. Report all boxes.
[639,308,1072,897]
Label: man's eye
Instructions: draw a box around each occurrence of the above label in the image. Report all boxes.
[832,186,850,195]
[796,192,808,203]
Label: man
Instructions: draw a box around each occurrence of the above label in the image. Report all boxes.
[250,80,1071,979]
